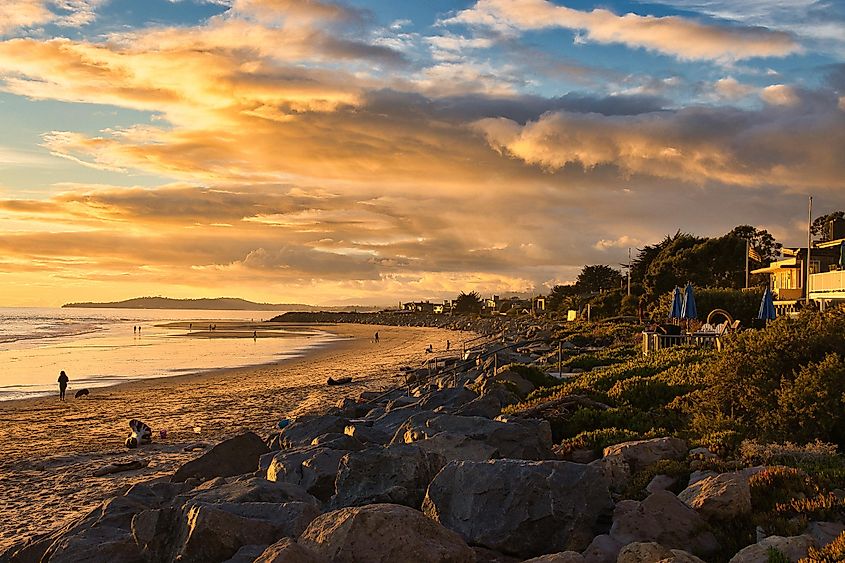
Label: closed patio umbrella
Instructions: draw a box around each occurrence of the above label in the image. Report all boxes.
[669,286,682,320]
[681,282,697,320]
[758,286,776,320]
[839,240,845,269]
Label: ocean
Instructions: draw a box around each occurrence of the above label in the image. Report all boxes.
[0,307,338,401]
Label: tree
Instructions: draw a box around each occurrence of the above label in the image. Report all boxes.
[575,265,623,294]
[631,233,677,284]
[546,284,579,311]
[812,211,845,241]
[728,225,782,263]
[453,291,483,313]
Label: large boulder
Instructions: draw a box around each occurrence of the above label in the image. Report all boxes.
[522,552,585,562]
[423,459,612,557]
[609,491,720,558]
[473,368,535,400]
[728,535,816,563]
[253,537,324,563]
[187,477,318,507]
[617,542,706,563]
[417,387,479,411]
[453,394,504,418]
[275,415,349,449]
[331,444,446,509]
[410,431,499,463]
[299,503,474,563]
[173,501,319,563]
[401,414,555,460]
[172,432,270,483]
[343,424,391,446]
[266,447,347,502]
[678,472,752,521]
[601,438,688,474]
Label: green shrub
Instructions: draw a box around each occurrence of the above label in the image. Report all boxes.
[503,363,557,389]
[693,430,743,458]
[767,547,791,563]
[607,376,690,410]
[749,466,817,513]
[776,353,845,446]
[558,427,641,456]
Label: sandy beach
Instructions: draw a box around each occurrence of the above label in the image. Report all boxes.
[0,323,459,552]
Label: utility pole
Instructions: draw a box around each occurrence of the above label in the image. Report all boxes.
[745,238,750,289]
[806,195,813,301]
[627,247,632,297]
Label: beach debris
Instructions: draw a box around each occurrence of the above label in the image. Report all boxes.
[171,431,269,483]
[277,418,290,429]
[93,459,149,477]
[183,442,208,452]
[193,426,202,434]
[326,376,352,385]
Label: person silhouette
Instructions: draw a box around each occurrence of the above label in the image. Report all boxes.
[58,370,69,401]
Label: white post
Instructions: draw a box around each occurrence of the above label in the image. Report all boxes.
[807,195,813,301]
[627,247,631,297]
[745,238,749,289]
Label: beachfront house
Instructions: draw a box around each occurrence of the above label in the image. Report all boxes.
[751,220,845,313]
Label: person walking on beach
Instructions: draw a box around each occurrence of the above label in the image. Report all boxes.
[58,370,69,401]
[374,331,379,343]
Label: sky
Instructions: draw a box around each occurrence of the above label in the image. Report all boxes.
[0,0,843,307]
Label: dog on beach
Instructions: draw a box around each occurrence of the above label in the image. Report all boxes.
[74,388,90,399]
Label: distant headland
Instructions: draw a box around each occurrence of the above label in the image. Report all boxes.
[62,296,380,312]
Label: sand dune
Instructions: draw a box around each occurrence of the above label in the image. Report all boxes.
[0,324,460,551]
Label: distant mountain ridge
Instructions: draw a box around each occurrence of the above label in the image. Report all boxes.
[62,296,381,312]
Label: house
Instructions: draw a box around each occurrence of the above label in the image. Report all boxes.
[401,301,435,313]
[751,220,845,312]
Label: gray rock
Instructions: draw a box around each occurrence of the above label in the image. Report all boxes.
[616,542,706,563]
[728,534,816,563]
[646,474,677,494]
[299,503,474,563]
[523,552,585,562]
[276,415,349,449]
[423,459,612,557]
[253,537,324,563]
[371,407,436,436]
[602,438,688,474]
[331,443,446,509]
[223,543,270,563]
[266,447,346,502]
[408,431,499,463]
[807,521,845,548]
[172,432,270,483]
[583,534,624,563]
[310,433,365,451]
[453,394,503,418]
[609,491,720,558]
[174,501,319,563]
[418,387,479,411]
[186,476,318,507]
[678,472,752,520]
[343,423,391,445]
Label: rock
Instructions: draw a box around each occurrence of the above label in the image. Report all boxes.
[602,438,688,474]
[401,414,555,460]
[474,368,535,400]
[175,501,319,563]
[589,456,632,490]
[453,394,503,418]
[410,431,499,463]
[616,542,706,563]
[728,534,816,563]
[418,387,479,411]
[472,546,522,563]
[523,551,585,562]
[276,415,349,449]
[807,521,845,547]
[371,408,436,436]
[266,447,346,502]
[678,472,751,520]
[646,474,677,494]
[688,470,717,486]
[564,448,601,464]
[331,444,446,509]
[583,534,624,563]
[299,503,474,563]
[609,491,720,558]
[254,537,324,563]
[186,477,318,506]
[47,526,146,563]
[310,433,365,451]
[224,544,270,563]
[172,432,270,483]
[688,447,717,460]
[423,459,612,557]
[343,423,391,445]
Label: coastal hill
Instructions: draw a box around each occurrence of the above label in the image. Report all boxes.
[62,296,380,312]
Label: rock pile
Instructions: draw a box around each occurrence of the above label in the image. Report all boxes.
[3,323,841,563]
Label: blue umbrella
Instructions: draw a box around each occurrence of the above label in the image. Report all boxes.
[758,286,776,320]
[839,241,845,269]
[669,286,682,320]
[681,282,697,319]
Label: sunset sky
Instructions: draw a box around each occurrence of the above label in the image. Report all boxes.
[1,0,843,306]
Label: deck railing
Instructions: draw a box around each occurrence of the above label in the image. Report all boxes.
[642,332,721,355]
[809,270,845,295]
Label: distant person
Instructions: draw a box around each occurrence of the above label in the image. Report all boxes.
[425,344,433,353]
[189,323,192,332]
[253,330,257,340]
[125,419,152,449]
[133,326,136,334]
[374,331,379,343]
[446,340,450,351]
[57,370,69,401]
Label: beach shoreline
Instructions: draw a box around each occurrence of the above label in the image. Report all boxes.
[0,323,460,550]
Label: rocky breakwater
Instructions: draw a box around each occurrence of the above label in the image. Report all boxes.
[4,323,841,563]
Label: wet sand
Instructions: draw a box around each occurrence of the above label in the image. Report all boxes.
[0,323,459,551]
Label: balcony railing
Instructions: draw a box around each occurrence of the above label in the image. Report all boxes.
[809,270,845,295]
